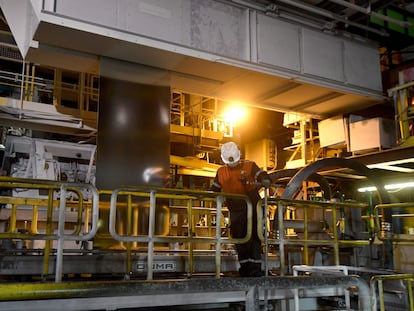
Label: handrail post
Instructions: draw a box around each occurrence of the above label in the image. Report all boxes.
[331,205,340,265]
[262,189,269,276]
[187,198,194,277]
[278,200,285,275]
[246,285,259,311]
[147,190,156,280]
[408,279,414,311]
[32,205,39,234]
[303,206,309,265]
[55,185,67,283]
[378,279,385,311]
[215,195,223,278]
[9,203,17,233]
[42,188,54,278]
[126,194,133,279]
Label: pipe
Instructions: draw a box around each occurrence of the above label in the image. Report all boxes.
[274,0,389,37]
[269,169,332,200]
[328,0,411,28]
[229,0,388,37]
[280,158,390,204]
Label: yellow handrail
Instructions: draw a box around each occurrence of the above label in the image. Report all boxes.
[108,186,253,279]
[370,273,414,311]
[0,176,99,281]
[375,202,414,242]
[257,198,370,275]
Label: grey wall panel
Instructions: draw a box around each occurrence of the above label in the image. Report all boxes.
[55,0,118,27]
[48,0,383,97]
[54,0,248,60]
[190,0,248,60]
[257,15,301,72]
[344,40,382,91]
[120,0,190,46]
[55,0,190,46]
[302,28,344,82]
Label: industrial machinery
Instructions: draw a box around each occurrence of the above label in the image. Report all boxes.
[0,1,413,308]
[0,134,413,311]
[0,56,413,309]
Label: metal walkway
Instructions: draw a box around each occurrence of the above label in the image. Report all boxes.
[0,275,370,311]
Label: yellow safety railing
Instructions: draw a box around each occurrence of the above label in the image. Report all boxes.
[257,197,370,275]
[0,176,99,282]
[107,186,253,279]
[375,202,414,242]
[370,273,414,311]
[0,178,253,281]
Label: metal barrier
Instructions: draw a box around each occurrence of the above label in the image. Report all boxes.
[292,265,352,311]
[370,202,414,310]
[256,197,414,310]
[0,178,380,310]
[0,176,99,282]
[257,197,370,275]
[0,274,371,311]
[375,202,414,242]
[4,177,414,310]
[370,273,414,311]
[0,179,253,281]
[108,186,253,279]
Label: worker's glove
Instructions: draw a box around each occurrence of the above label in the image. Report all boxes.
[261,177,272,188]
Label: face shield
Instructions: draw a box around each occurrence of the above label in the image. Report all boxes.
[220,142,241,167]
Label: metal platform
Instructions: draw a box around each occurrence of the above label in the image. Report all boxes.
[0,275,370,311]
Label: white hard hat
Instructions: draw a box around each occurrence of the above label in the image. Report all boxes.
[221,142,240,167]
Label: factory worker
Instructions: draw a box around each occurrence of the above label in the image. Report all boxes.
[212,141,271,277]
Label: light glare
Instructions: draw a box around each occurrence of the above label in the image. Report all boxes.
[223,106,246,125]
[358,181,414,192]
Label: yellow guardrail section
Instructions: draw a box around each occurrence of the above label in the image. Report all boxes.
[257,197,370,275]
[0,177,254,281]
[0,176,99,282]
[375,202,414,242]
[370,273,414,311]
[106,186,253,279]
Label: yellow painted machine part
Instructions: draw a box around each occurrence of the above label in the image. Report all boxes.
[0,281,121,301]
